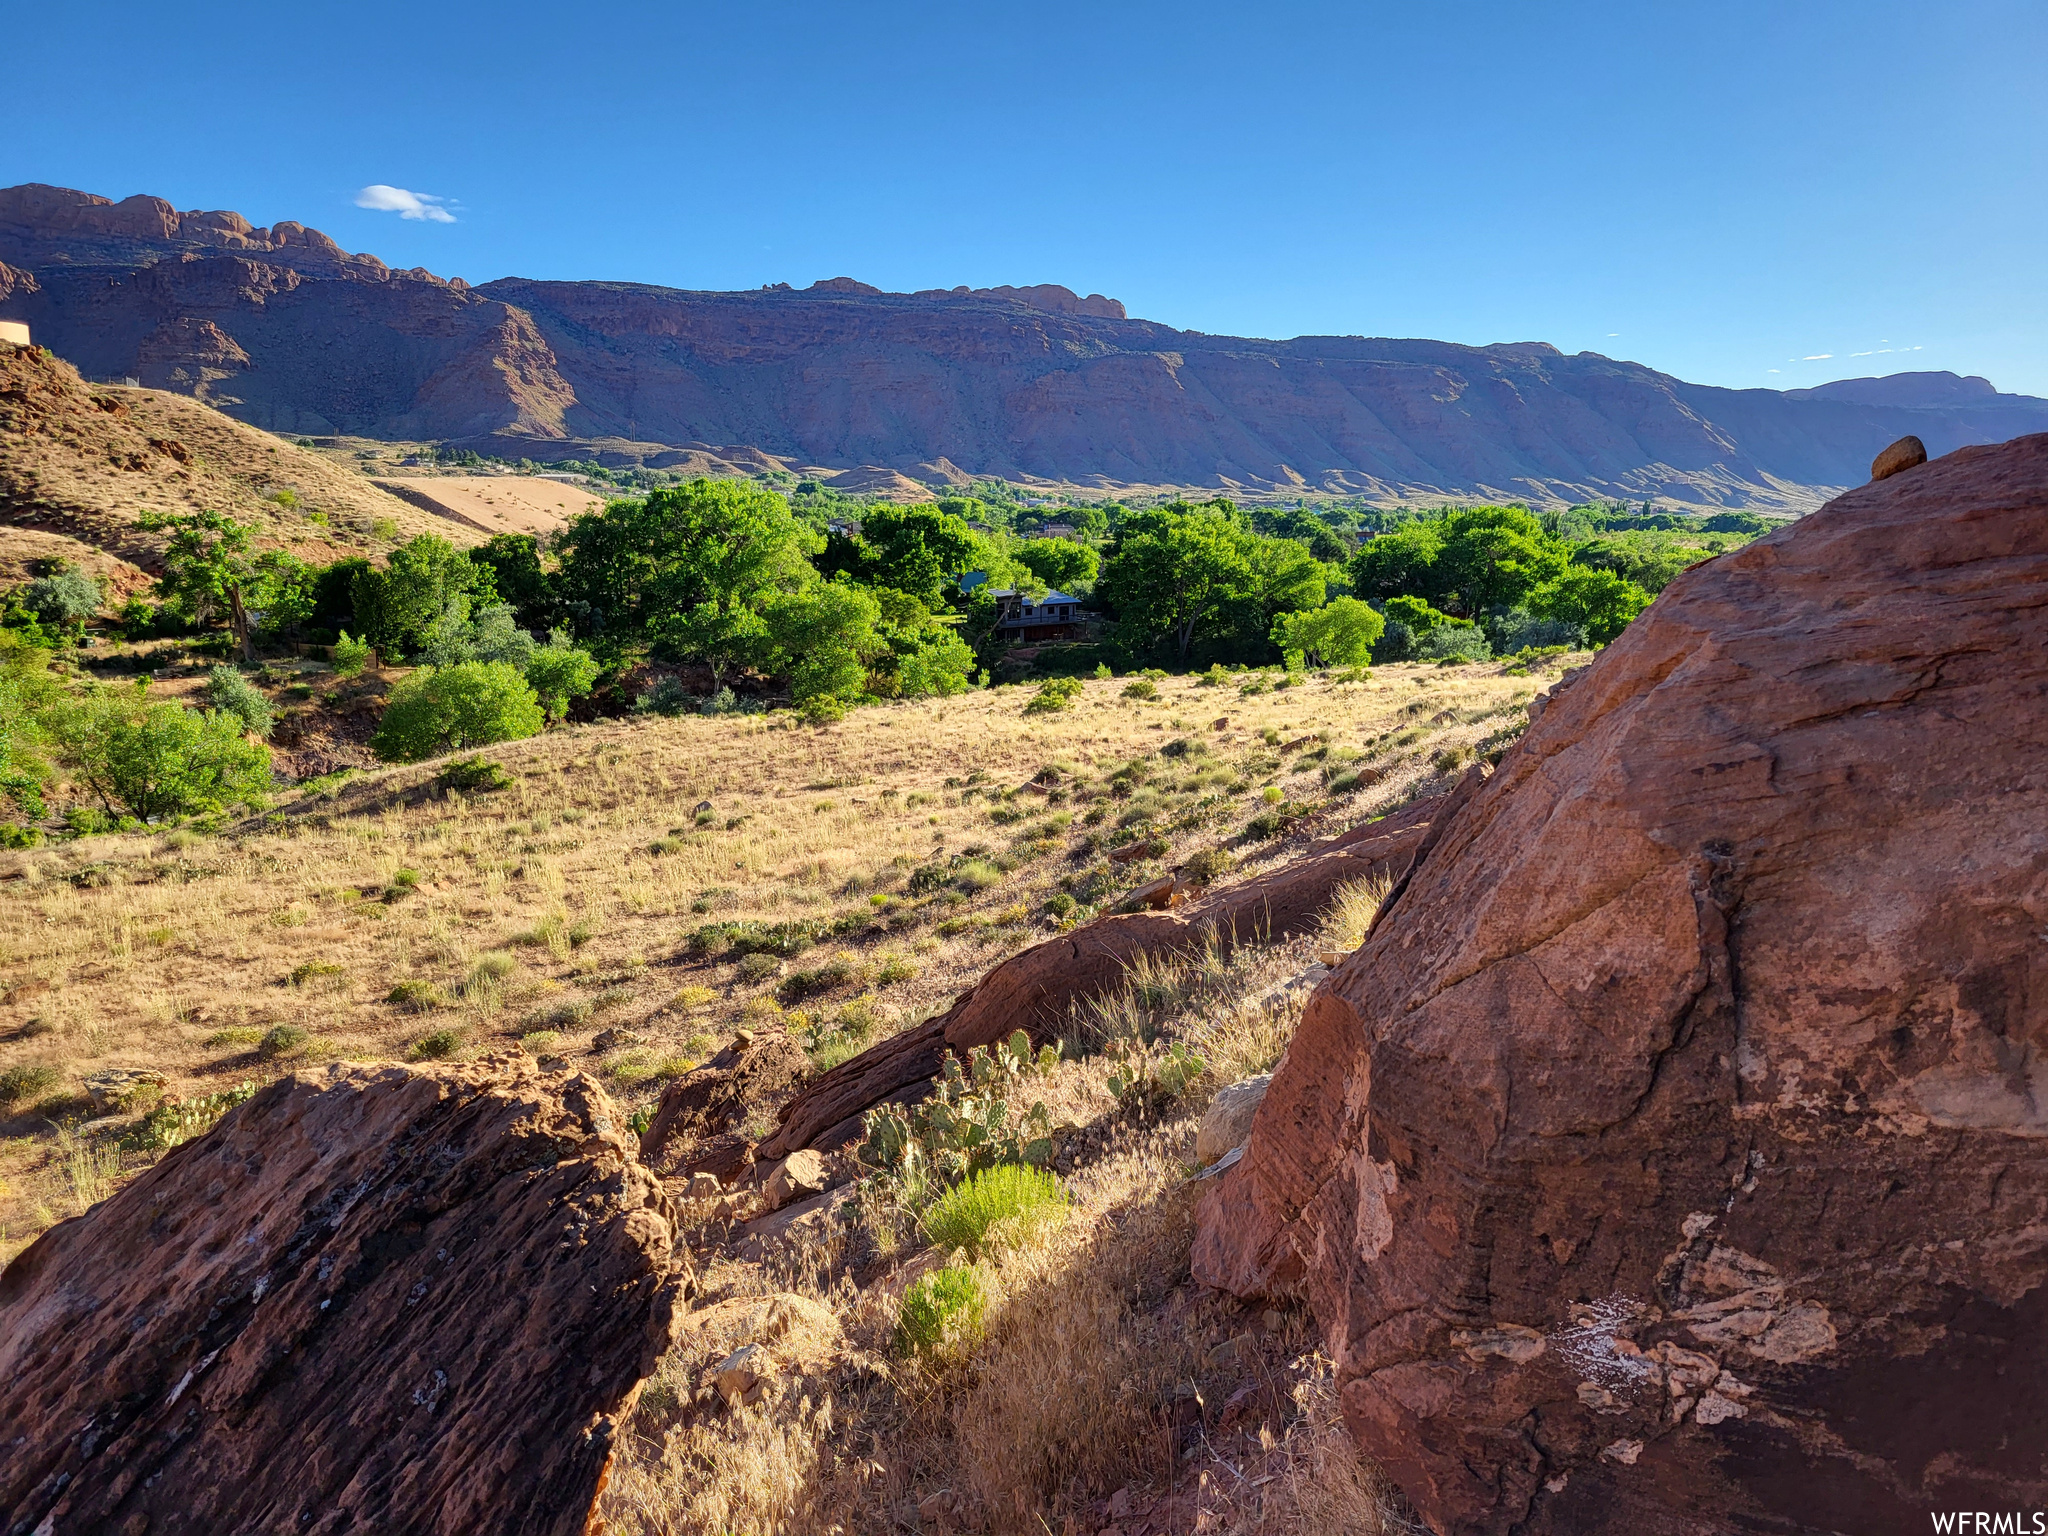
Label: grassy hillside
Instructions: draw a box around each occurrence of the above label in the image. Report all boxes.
[0,661,1542,1222]
[0,342,476,582]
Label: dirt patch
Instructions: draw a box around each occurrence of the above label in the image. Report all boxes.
[372,475,605,538]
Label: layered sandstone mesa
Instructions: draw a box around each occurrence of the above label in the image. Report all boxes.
[0,1054,684,1536]
[760,795,1444,1158]
[1193,433,2048,1534]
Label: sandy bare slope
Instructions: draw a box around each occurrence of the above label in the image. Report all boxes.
[371,475,606,538]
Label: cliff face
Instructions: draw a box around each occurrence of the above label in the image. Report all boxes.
[6,182,2045,505]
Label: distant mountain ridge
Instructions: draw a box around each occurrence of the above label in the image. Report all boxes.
[4,181,2045,509]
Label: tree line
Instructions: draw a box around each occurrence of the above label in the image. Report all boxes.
[0,476,1747,837]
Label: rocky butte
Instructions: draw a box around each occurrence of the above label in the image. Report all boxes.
[1192,432,2048,1532]
[5,182,2048,507]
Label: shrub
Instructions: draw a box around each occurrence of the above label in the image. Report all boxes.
[203,665,273,737]
[700,684,750,716]
[437,755,513,792]
[629,675,690,717]
[1485,608,1586,654]
[1416,624,1492,663]
[386,978,448,1011]
[410,1027,464,1059]
[19,566,103,628]
[1371,618,1415,663]
[922,1163,1067,1257]
[371,661,545,762]
[895,1267,986,1357]
[777,957,863,1003]
[0,1062,61,1105]
[1023,676,1084,714]
[46,689,272,823]
[1121,678,1157,701]
[257,1023,308,1059]
[288,959,345,987]
[331,630,372,676]
[1179,846,1234,885]
[875,955,918,986]
[1197,663,1228,686]
[954,859,1003,893]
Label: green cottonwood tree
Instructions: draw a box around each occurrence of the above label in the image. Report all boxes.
[370,662,546,762]
[1096,502,1256,663]
[1269,596,1385,667]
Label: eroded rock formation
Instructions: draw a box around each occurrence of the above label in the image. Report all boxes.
[0,1053,683,1536]
[1193,433,2048,1533]
[639,1027,810,1183]
[759,794,1444,1158]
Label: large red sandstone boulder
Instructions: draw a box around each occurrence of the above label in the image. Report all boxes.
[759,794,1444,1158]
[1194,434,2048,1534]
[0,1054,683,1536]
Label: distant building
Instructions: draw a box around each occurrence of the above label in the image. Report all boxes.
[991,587,1091,643]
[0,321,32,347]
[1033,522,1078,540]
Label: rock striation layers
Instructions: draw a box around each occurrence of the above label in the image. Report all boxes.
[1192,433,2048,1533]
[7,182,2048,505]
[0,1054,683,1536]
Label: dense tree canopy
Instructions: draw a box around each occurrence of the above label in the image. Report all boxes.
[554,479,816,647]
[1014,538,1099,593]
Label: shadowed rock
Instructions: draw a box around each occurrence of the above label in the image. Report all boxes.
[1194,433,2048,1534]
[758,794,1444,1159]
[0,1053,683,1536]
[639,1028,809,1183]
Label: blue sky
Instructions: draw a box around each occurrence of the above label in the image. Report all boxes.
[11,0,2045,393]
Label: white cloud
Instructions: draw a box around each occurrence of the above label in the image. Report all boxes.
[1801,353,1833,360]
[354,185,456,223]
[1606,332,1619,337]
[1767,368,1780,373]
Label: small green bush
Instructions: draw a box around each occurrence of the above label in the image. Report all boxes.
[1121,678,1157,700]
[410,1027,464,1060]
[438,755,513,792]
[895,1267,986,1357]
[203,666,273,737]
[1023,677,1084,715]
[332,631,372,677]
[288,959,345,987]
[0,1063,61,1105]
[953,858,1003,893]
[921,1163,1067,1257]
[387,979,448,1012]
[634,675,692,716]
[257,1024,308,1059]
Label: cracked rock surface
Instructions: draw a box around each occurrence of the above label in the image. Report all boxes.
[1194,433,2048,1534]
[0,1053,684,1536]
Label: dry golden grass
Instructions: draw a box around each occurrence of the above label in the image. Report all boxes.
[370,474,605,538]
[598,926,1407,1534]
[0,660,1558,1259]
